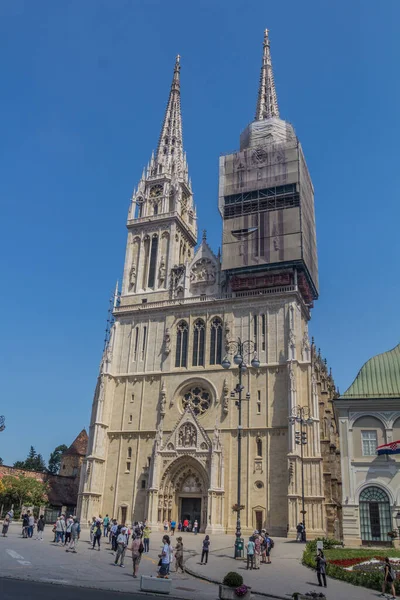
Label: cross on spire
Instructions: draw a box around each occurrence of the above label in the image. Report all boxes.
[255,29,280,121]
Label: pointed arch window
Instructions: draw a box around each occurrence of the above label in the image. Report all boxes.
[127,447,132,459]
[175,320,188,367]
[256,437,262,457]
[192,319,205,367]
[210,318,223,365]
[153,203,159,215]
[147,234,159,288]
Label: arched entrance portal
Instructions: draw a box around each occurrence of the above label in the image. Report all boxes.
[158,456,209,532]
[359,486,392,544]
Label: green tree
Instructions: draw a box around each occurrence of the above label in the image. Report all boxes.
[47,444,68,475]
[13,447,47,473]
[0,457,3,465]
[0,474,49,509]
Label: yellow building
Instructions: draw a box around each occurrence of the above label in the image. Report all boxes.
[78,31,333,538]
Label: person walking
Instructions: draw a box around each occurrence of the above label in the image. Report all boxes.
[193,519,198,534]
[92,520,102,550]
[170,519,176,536]
[143,524,151,552]
[66,517,81,553]
[296,522,304,542]
[89,517,96,544]
[157,535,171,578]
[316,550,327,588]
[36,515,45,541]
[265,532,273,564]
[55,515,65,544]
[103,514,110,537]
[163,519,169,532]
[175,536,184,573]
[260,530,267,564]
[110,520,118,552]
[2,514,10,537]
[65,515,73,545]
[183,518,189,532]
[200,534,210,564]
[28,512,35,538]
[254,532,261,569]
[114,527,128,567]
[245,536,255,570]
[380,557,396,599]
[131,533,143,578]
[178,520,182,533]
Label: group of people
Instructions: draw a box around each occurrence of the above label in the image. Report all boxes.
[163,518,199,534]
[53,514,81,551]
[245,530,273,570]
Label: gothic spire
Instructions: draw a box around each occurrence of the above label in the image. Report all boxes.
[156,55,184,170]
[255,29,280,120]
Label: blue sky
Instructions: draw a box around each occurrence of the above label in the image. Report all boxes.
[1,0,399,465]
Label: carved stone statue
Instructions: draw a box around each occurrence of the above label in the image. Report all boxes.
[129,264,136,288]
[159,257,166,285]
[213,423,220,450]
[190,258,216,285]
[178,423,197,447]
[224,320,231,351]
[164,328,171,355]
[222,378,229,414]
[160,381,167,416]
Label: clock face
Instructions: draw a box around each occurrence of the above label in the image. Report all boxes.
[150,185,163,198]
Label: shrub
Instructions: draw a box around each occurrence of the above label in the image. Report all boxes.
[223,572,243,587]
[306,537,343,553]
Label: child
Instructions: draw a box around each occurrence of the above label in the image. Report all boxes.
[200,534,210,564]
[175,536,184,573]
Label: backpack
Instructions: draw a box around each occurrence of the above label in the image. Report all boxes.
[269,538,274,548]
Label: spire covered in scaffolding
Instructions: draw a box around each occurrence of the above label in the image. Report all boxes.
[255,29,280,120]
[155,55,185,175]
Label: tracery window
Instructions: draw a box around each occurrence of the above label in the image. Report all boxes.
[182,385,211,416]
[175,320,188,367]
[192,319,205,367]
[210,318,223,365]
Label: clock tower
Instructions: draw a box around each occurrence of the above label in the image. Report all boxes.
[120,56,197,304]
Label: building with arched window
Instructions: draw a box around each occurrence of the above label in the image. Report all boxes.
[335,343,400,545]
[79,31,339,538]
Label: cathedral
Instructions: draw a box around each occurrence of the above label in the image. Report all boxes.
[78,31,337,538]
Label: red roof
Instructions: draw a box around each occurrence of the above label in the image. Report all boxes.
[62,429,88,457]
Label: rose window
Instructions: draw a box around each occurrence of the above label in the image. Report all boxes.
[182,386,211,416]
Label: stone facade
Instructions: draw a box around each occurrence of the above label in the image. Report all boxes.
[312,343,342,539]
[60,429,88,478]
[78,32,337,538]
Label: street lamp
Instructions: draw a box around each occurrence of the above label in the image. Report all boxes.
[289,405,313,542]
[222,338,260,558]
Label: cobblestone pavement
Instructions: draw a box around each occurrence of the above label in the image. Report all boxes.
[0,524,386,600]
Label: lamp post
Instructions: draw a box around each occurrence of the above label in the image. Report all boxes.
[289,405,313,542]
[222,339,260,558]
